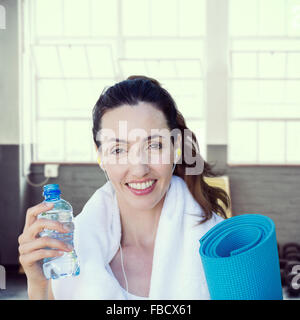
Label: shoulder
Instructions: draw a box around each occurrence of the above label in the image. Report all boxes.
[210,212,225,225]
[185,211,225,240]
[202,212,225,232]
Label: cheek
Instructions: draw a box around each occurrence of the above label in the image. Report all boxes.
[151,163,172,177]
[106,166,125,182]
[148,149,172,166]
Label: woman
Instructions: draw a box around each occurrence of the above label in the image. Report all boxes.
[18,75,230,300]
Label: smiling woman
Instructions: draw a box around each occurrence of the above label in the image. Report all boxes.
[84,75,231,298]
[19,75,232,300]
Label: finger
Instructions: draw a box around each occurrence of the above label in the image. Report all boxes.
[22,218,69,243]
[19,249,65,268]
[24,202,54,231]
[19,237,73,255]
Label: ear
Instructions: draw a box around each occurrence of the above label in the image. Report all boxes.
[95,144,104,169]
[175,133,182,151]
[174,133,182,163]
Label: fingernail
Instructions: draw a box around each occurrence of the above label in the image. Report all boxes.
[66,244,73,251]
[58,251,65,255]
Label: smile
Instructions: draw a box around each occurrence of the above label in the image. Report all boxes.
[125,179,157,196]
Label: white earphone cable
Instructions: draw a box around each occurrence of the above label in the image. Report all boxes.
[102,168,130,298]
[119,241,129,298]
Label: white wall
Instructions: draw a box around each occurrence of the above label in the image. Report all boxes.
[0,0,19,145]
[206,0,228,145]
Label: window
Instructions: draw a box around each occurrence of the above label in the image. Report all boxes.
[22,0,206,163]
[228,0,300,165]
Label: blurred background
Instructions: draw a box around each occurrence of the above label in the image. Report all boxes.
[0,0,300,299]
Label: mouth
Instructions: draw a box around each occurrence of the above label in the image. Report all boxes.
[125,179,157,196]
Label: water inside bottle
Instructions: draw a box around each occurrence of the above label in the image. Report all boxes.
[38,184,80,280]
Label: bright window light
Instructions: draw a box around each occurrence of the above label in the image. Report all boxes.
[23,0,206,163]
[229,0,300,164]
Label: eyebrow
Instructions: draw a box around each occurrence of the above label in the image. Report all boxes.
[107,134,163,144]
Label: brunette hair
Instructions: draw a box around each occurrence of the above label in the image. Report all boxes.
[92,75,231,223]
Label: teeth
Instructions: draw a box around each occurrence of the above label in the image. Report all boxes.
[128,180,155,190]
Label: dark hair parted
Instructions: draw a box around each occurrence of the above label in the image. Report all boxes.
[92,75,231,224]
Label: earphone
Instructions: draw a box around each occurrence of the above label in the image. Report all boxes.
[175,147,181,160]
[97,156,103,168]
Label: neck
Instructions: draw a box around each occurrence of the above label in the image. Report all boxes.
[118,193,166,249]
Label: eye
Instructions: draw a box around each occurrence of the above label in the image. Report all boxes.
[111,147,125,155]
[149,142,162,149]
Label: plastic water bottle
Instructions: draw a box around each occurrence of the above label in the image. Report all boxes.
[38,184,80,280]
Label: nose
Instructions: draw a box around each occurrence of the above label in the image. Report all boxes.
[127,144,151,176]
[128,163,150,178]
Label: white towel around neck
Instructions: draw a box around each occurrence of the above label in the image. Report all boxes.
[51,175,224,300]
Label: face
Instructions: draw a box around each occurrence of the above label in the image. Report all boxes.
[96,102,181,211]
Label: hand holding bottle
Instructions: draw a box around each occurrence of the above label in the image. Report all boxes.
[18,201,72,298]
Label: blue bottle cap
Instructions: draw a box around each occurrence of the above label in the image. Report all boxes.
[43,184,61,197]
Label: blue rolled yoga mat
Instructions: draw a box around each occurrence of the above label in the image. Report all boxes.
[199,214,283,300]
